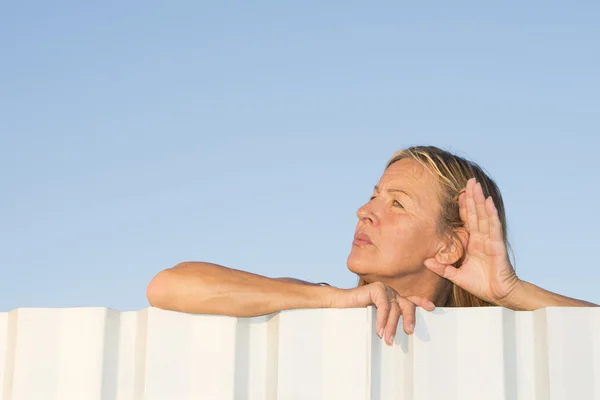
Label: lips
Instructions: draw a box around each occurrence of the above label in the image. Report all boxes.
[353,232,373,246]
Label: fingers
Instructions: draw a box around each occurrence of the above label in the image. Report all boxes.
[464,178,491,235]
[485,196,503,242]
[458,192,468,226]
[407,295,436,312]
[383,296,436,344]
[371,285,391,338]
[424,258,461,284]
[465,178,479,234]
[369,284,435,346]
[474,182,489,235]
[398,298,416,336]
[384,297,417,344]
[384,300,402,345]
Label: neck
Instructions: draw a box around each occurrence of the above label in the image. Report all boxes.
[359,271,452,306]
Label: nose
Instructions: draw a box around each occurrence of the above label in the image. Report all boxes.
[356,201,377,225]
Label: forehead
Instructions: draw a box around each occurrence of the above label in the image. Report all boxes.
[377,158,441,205]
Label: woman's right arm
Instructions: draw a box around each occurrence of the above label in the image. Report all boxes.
[147,261,435,344]
[146,261,334,317]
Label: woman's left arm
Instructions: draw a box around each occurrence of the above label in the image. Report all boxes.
[502,280,597,310]
[424,178,598,310]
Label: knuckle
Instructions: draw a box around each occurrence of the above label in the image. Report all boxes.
[372,284,388,300]
[373,282,386,292]
[400,299,416,311]
[377,298,390,311]
[397,296,410,305]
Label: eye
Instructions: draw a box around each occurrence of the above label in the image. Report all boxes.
[393,200,404,208]
[370,196,376,201]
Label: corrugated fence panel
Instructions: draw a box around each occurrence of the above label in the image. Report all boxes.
[0,310,16,400]
[144,308,238,399]
[113,309,147,400]
[0,307,598,399]
[277,309,369,399]
[544,308,600,400]
[10,308,109,400]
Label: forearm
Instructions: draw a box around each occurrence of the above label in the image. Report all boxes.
[146,262,335,317]
[500,280,598,311]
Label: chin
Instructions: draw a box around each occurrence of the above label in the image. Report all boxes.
[346,252,375,276]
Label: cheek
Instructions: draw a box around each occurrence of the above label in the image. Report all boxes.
[380,219,437,263]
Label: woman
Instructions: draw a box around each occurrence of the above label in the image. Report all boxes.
[147,146,596,346]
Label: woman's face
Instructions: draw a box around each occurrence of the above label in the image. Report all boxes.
[347,158,444,281]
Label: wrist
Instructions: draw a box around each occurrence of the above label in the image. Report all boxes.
[320,287,346,309]
[496,279,529,310]
[291,284,343,310]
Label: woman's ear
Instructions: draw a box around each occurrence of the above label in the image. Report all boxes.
[435,228,469,266]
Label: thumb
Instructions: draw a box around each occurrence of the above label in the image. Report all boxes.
[424,258,461,284]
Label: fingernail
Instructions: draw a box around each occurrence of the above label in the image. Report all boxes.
[378,328,384,338]
[409,324,414,333]
[387,334,394,345]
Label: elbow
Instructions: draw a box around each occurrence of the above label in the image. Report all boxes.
[147,262,200,310]
[147,267,180,309]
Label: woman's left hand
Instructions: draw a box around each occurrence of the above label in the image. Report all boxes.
[424,178,520,306]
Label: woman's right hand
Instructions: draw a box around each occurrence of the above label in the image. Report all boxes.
[327,282,435,345]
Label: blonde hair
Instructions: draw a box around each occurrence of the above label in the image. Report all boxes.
[360,146,510,307]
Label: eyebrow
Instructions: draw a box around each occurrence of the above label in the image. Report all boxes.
[373,185,414,199]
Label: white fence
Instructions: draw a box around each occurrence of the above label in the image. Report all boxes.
[0,307,598,399]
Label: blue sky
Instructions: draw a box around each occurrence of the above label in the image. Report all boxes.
[1,1,599,311]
